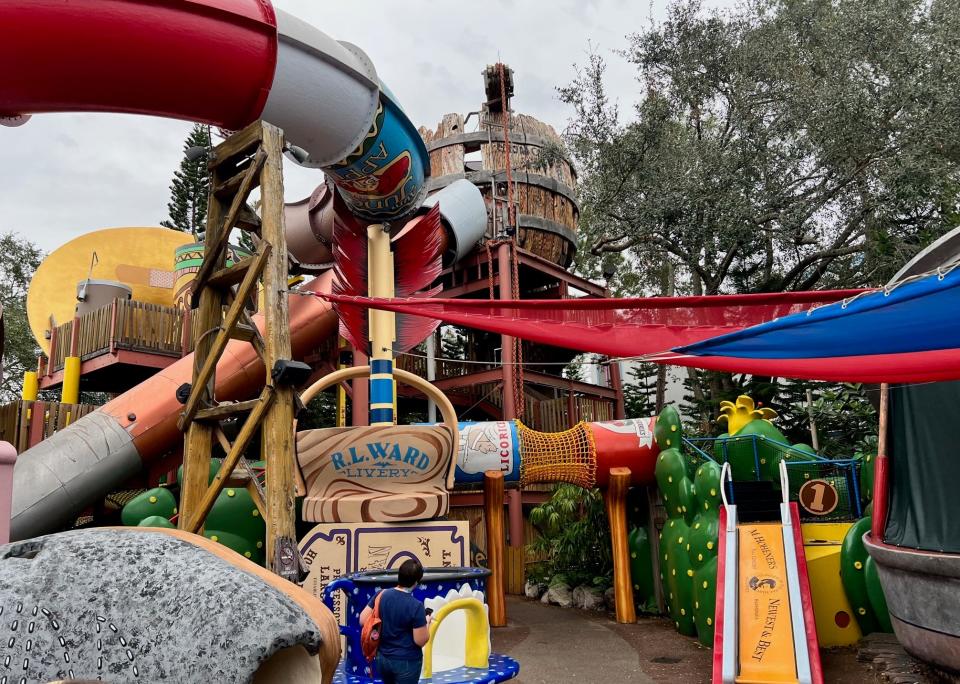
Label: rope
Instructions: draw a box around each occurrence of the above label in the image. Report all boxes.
[518,420,597,488]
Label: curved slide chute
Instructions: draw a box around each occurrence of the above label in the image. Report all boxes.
[1,1,487,540]
[1,0,429,222]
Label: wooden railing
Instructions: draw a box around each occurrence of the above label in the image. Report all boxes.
[0,400,97,453]
[395,354,498,381]
[50,299,189,372]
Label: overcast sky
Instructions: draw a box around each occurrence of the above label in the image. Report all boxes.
[0,0,730,253]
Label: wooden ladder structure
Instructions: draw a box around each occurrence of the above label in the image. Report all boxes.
[176,120,300,580]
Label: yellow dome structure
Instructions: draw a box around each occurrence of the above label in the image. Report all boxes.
[27,227,193,354]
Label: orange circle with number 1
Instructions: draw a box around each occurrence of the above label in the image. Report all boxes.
[798,478,840,515]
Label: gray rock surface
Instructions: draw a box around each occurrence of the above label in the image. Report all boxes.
[546,582,573,608]
[604,586,617,611]
[524,580,545,599]
[0,528,324,683]
[573,586,606,611]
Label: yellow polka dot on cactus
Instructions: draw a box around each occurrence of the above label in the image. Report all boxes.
[717,395,778,435]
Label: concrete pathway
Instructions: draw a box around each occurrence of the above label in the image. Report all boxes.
[491,596,883,683]
[491,597,711,683]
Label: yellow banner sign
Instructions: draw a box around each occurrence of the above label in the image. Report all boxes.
[737,523,798,684]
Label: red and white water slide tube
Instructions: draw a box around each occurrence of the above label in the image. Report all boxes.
[0,0,486,540]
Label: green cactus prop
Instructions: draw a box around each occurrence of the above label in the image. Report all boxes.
[655,406,722,643]
[121,487,177,526]
[693,556,718,645]
[659,518,696,635]
[863,556,892,633]
[136,514,175,529]
[840,517,890,634]
[122,459,268,565]
[628,526,657,611]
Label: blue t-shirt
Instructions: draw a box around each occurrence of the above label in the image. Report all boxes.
[367,588,427,660]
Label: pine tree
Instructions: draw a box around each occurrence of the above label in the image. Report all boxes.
[622,362,658,418]
[161,124,211,238]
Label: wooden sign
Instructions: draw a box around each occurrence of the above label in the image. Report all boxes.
[798,479,840,516]
[297,424,454,523]
[298,521,469,627]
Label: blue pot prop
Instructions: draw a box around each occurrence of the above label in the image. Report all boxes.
[324,567,519,683]
[325,87,429,224]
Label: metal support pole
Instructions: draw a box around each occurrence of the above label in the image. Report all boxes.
[507,488,523,548]
[497,242,516,420]
[610,359,626,420]
[426,332,437,424]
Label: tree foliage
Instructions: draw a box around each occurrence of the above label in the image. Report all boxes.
[562,0,960,296]
[566,0,960,431]
[529,484,612,588]
[161,124,211,237]
[0,232,43,401]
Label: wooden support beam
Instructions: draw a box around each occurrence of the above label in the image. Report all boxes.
[186,386,275,533]
[208,121,264,167]
[194,398,262,422]
[484,470,507,627]
[177,245,271,430]
[191,150,266,304]
[230,323,258,343]
[259,122,299,579]
[606,467,636,624]
[209,255,255,289]
[236,204,262,233]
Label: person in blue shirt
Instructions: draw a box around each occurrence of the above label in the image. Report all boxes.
[360,559,431,684]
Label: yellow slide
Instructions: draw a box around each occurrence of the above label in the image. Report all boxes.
[714,462,822,684]
[736,524,797,683]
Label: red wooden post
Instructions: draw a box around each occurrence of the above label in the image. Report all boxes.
[507,488,523,548]
[497,242,517,420]
[871,383,890,540]
[351,347,369,427]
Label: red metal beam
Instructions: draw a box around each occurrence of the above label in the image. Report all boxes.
[517,248,607,297]
[443,276,499,299]
[39,350,180,389]
[432,368,617,400]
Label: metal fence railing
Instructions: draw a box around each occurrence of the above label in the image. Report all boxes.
[682,434,862,522]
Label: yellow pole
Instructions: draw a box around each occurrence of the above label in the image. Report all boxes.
[21,371,38,401]
[61,357,81,405]
[367,224,396,426]
[336,338,347,428]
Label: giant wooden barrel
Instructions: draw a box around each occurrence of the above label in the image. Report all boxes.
[419,111,578,267]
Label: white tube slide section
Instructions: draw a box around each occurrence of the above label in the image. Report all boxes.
[261,10,380,168]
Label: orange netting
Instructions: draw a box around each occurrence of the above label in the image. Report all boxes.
[517,420,597,489]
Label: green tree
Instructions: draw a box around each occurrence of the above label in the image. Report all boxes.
[0,233,43,401]
[561,0,960,422]
[562,0,960,298]
[162,124,211,238]
[622,362,658,418]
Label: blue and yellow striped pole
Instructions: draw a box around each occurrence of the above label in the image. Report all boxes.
[367,224,396,426]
